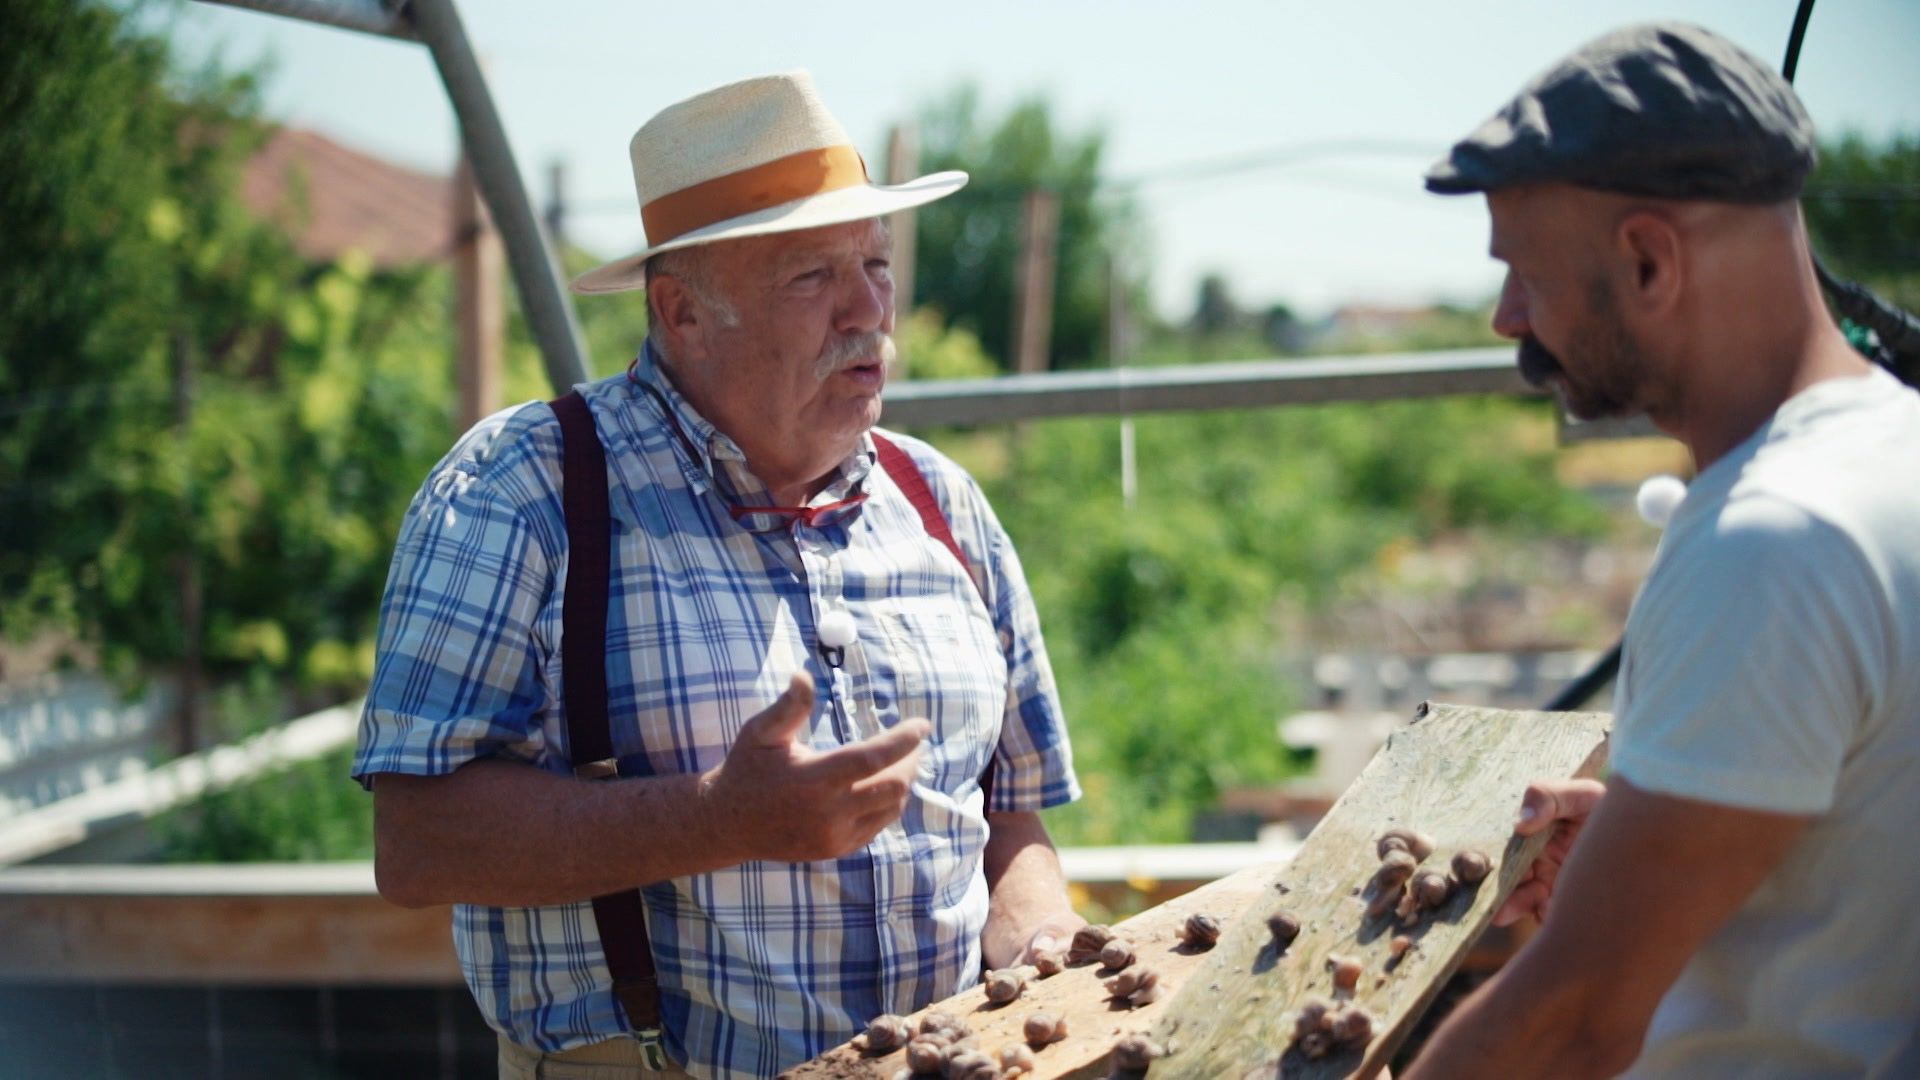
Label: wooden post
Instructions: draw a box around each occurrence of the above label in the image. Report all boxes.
[171,329,201,755]
[885,124,918,319]
[454,150,505,432]
[1010,189,1060,375]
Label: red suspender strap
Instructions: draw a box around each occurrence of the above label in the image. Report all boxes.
[549,392,664,1045]
[871,433,974,586]
[870,432,997,811]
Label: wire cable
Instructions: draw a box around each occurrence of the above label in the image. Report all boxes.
[1777,0,1920,381]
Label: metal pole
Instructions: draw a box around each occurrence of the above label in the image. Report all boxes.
[194,0,416,40]
[881,347,1536,426]
[1540,641,1622,712]
[405,0,590,393]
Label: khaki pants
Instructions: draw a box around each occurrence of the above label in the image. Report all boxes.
[498,1033,695,1080]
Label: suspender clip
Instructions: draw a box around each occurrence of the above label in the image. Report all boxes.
[634,1028,667,1071]
[574,758,620,780]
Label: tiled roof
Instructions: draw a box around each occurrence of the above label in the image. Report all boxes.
[242,127,454,267]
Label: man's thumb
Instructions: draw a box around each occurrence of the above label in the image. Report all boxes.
[743,672,815,747]
[1515,778,1605,836]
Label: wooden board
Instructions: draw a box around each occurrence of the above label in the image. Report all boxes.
[1149,702,1611,1079]
[0,892,460,984]
[783,859,1281,1080]
[786,703,1608,1079]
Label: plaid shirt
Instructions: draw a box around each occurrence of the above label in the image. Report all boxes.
[353,349,1078,1079]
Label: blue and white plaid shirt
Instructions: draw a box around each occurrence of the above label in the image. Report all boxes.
[353,348,1078,1079]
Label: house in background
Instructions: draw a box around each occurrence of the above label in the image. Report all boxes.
[241,127,454,268]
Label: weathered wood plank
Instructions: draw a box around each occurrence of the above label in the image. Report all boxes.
[1149,702,1611,1079]
[0,863,459,984]
[788,704,1608,1080]
[782,860,1283,1080]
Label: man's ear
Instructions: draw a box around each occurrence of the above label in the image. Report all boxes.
[647,273,705,358]
[1616,211,1684,315]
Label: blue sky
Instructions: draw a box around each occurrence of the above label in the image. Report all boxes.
[162,0,1919,320]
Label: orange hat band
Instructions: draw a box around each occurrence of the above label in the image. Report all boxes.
[641,144,870,247]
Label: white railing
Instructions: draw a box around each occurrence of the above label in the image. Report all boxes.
[0,675,176,819]
[0,701,359,866]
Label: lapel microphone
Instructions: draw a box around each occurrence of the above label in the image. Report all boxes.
[818,608,856,669]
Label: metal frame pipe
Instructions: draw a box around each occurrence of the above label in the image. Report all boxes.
[405,0,589,393]
[194,0,416,41]
[195,0,592,394]
[880,347,1537,426]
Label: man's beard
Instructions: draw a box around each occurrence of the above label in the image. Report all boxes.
[1517,282,1649,422]
[814,331,897,382]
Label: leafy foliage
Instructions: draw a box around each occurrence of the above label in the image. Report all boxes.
[154,676,375,861]
[3,0,444,697]
[895,309,998,381]
[1805,133,1920,284]
[2,1,592,701]
[39,7,1904,859]
[160,747,372,860]
[3,0,261,663]
[1805,132,1920,378]
[912,87,1142,371]
[969,393,1605,845]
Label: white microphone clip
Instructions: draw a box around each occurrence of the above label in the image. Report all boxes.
[818,608,856,669]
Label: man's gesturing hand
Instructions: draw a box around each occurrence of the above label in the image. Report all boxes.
[1493,777,1607,927]
[702,672,931,864]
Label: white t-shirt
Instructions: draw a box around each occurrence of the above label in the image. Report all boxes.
[1614,367,1920,1079]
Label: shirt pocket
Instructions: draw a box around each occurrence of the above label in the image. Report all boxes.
[874,594,1008,800]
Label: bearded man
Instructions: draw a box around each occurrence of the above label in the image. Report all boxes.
[1408,23,1920,1080]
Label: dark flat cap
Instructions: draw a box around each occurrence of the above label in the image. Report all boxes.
[1426,22,1815,202]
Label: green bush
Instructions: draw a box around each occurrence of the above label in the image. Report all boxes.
[158,745,371,862]
[978,396,1606,846]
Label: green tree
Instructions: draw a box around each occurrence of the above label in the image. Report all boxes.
[2,0,274,673]
[911,87,1143,371]
[1805,133,1920,378]
[971,392,1605,847]
[1803,133,1920,383]
[1805,133,1920,287]
[2,0,471,707]
[1190,273,1244,338]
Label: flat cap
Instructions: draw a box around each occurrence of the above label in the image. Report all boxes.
[1426,22,1816,202]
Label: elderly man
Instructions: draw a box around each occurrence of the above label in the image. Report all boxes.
[1405,23,1920,1080]
[354,72,1083,1079]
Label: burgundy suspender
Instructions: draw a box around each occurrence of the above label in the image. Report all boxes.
[553,392,614,778]
[871,432,974,588]
[550,392,665,1050]
[549,393,994,1040]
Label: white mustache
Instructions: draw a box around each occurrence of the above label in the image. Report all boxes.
[814,333,896,380]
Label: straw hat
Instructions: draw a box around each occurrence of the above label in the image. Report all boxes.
[570,71,968,294]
